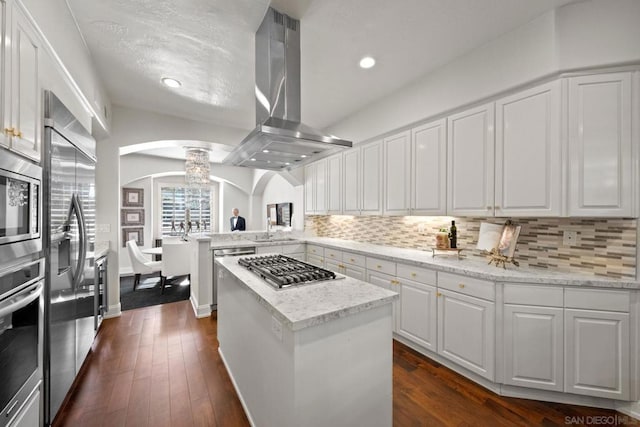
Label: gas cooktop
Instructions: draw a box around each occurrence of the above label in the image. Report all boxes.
[238,254,341,289]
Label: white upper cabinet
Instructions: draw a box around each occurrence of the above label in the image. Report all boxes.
[4,1,41,162]
[304,160,327,215]
[0,0,7,149]
[495,81,562,217]
[315,158,327,214]
[327,154,342,214]
[304,163,315,215]
[411,119,447,215]
[383,131,411,215]
[361,140,383,215]
[447,103,495,216]
[343,148,360,215]
[568,72,633,217]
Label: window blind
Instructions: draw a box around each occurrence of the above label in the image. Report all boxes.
[161,187,211,235]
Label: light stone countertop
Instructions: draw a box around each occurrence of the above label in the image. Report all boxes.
[304,237,640,289]
[204,235,640,289]
[215,255,398,331]
[89,241,110,260]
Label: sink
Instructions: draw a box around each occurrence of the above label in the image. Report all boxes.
[251,237,299,243]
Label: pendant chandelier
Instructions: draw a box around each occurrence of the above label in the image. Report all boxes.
[185,148,211,188]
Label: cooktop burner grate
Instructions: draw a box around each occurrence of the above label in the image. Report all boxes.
[238,254,340,289]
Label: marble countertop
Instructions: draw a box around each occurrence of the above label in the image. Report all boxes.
[88,241,110,260]
[304,237,640,289]
[215,255,398,331]
[202,235,639,289]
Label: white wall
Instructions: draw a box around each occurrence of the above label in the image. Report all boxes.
[327,0,640,144]
[221,182,251,232]
[260,174,304,231]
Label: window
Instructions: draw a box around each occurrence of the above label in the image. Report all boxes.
[161,187,211,235]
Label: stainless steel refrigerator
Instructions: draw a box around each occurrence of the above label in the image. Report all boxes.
[42,91,97,426]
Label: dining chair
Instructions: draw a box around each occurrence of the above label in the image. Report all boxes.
[160,242,191,294]
[126,240,162,291]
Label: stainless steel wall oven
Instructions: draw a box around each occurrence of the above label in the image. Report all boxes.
[0,258,44,426]
[0,149,42,264]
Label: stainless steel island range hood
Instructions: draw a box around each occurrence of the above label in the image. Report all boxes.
[224,7,352,171]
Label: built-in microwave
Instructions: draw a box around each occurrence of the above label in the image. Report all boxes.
[0,149,42,263]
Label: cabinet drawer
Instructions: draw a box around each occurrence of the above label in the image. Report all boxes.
[366,257,396,276]
[324,248,342,261]
[565,288,630,312]
[342,251,366,267]
[503,284,563,307]
[397,263,436,285]
[306,254,324,267]
[281,244,306,255]
[438,272,494,301]
[306,244,324,257]
[256,245,282,254]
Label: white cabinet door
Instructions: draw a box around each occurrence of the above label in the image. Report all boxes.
[568,72,633,217]
[344,264,365,281]
[327,154,342,214]
[361,140,383,215]
[496,81,562,217]
[324,259,344,275]
[304,163,315,214]
[437,289,495,380]
[565,309,630,400]
[343,148,360,215]
[367,271,398,332]
[7,3,41,162]
[397,278,437,352]
[383,131,410,215]
[315,158,327,214]
[447,103,495,216]
[411,119,446,215]
[0,0,8,149]
[503,304,563,392]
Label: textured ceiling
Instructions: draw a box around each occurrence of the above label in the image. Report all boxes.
[68,0,576,158]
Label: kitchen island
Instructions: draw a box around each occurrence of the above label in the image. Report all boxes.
[215,255,398,427]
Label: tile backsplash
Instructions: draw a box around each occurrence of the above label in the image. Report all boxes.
[305,215,637,279]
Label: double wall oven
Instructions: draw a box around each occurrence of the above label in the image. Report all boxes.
[0,258,44,426]
[0,150,42,265]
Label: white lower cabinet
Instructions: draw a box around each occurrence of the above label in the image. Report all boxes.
[367,270,399,332]
[503,304,563,391]
[396,278,437,351]
[437,289,495,381]
[565,308,630,400]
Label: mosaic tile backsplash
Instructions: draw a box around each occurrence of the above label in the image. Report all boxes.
[304,216,638,279]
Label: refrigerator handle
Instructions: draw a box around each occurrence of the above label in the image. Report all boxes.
[72,193,88,290]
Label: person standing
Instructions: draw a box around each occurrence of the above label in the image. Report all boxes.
[230,208,246,231]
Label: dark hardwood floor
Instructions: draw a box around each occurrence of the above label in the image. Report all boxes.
[54,301,636,427]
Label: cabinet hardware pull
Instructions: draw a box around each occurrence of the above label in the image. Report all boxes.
[15,130,23,138]
[458,284,465,288]
[329,254,334,257]
[486,206,492,210]
[4,127,15,135]
[495,206,500,210]
[437,292,442,297]
[411,272,416,277]
[377,265,382,269]
[350,258,355,262]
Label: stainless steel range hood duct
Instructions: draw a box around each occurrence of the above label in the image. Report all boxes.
[224,7,352,171]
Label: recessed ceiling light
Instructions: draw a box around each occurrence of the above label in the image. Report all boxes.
[301,154,307,158]
[161,77,182,88]
[359,56,376,69]
[263,149,269,153]
[250,158,256,161]
[285,162,290,166]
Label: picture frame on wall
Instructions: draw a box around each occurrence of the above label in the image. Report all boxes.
[122,227,144,247]
[122,188,144,207]
[121,209,144,226]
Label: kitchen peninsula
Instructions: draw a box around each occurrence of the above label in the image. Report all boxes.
[215,255,398,427]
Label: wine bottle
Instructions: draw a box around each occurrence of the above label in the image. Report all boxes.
[449,220,457,249]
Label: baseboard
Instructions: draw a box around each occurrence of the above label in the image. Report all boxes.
[190,294,212,318]
[218,347,255,427]
[103,302,121,318]
[616,401,640,420]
